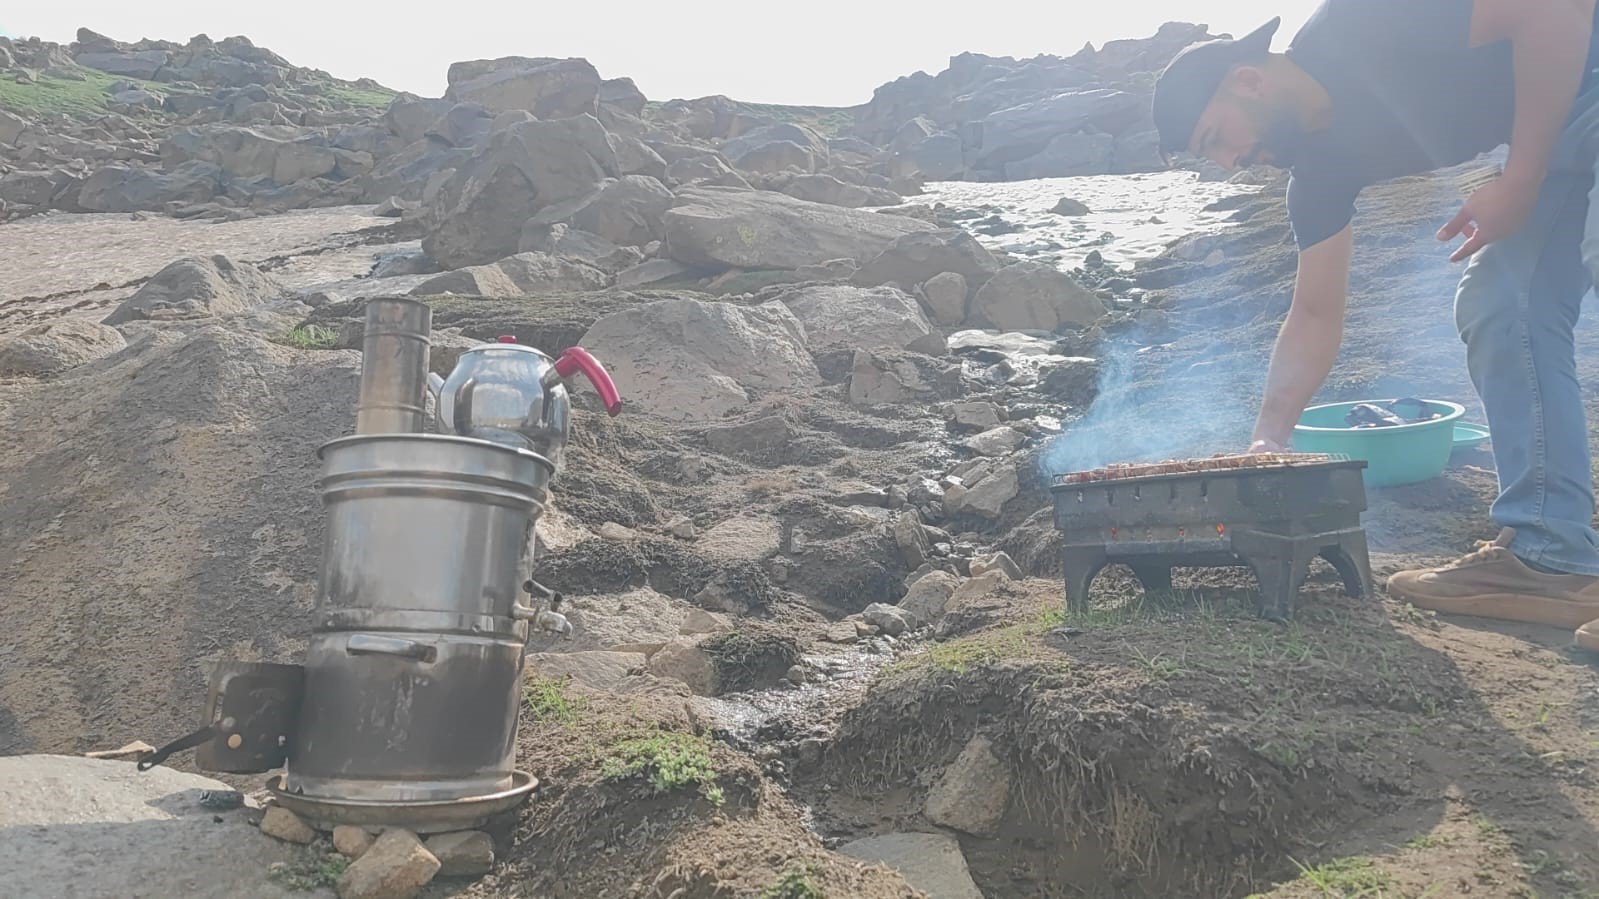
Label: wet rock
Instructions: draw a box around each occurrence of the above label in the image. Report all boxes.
[425,830,495,877]
[444,56,600,117]
[1051,197,1090,216]
[646,638,717,696]
[839,832,984,899]
[947,462,1018,519]
[854,229,1000,291]
[337,828,440,899]
[703,415,796,456]
[950,401,1002,430]
[660,186,932,271]
[259,806,315,845]
[580,297,821,421]
[970,552,1023,580]
[334,826,377,859]
[0,320,126,377]
[528,651,646,691]
[892,511,931,569]
[862,603,911,637]
[898,571,960,627]
[964,426,1025,457]
[775,284,944,355]
[919,271,969,326]
[970,262,1105,331]
[924,734,1012,837]
[103,254,283,325]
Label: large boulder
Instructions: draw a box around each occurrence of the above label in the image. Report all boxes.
[660,186,932,271]
[102,255,284,325]
[972,89,1143,172]
[599,77,648,115]
[526,175,674,247]
[443,56,601,117]
[75,49,170,79]
[0,110,29,146]
[839,833,984,899]
[0,320,127,377]
[161,125,337,184]
[854,229,1001,292]
[78,161,223,213]
[770,173,899,208]
[607,132,669,181]
[421,115,621,268]
[719,122,829,174]
[519,223,645,274]
[969,262,1105,331]
[1004,130,1116,180]
[904,131,965,180]
[579,297,822,420]
[411,251,609,297]
[383,96,453,144]
[775,284,944,354]
[666,153,753,190]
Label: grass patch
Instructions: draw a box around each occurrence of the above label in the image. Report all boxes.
[313,80,398,111]
[760,863,824,899]
[268,844,348,891]
[275,324,341,350]
[1404,833,1454,851]
[0,69,163,118]
[600,732,724,806]
[891,603,1073,677]
[1285,856,1394,896]
[524,675,585,727]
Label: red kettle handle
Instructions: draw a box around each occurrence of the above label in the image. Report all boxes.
[553,347,623,417]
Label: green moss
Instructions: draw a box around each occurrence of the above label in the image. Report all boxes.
[274,324,341,350]
[314,81,398,111]
[600,732,724,806]
[0,69,161,118]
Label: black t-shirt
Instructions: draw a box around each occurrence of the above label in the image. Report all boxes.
[1284,0,1599,250]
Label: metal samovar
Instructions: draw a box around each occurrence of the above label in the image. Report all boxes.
[143,297,621,832]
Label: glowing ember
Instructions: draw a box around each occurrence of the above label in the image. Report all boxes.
[1055,452,1337,485]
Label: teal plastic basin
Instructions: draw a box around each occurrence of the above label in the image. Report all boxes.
[1292,399,1466,487]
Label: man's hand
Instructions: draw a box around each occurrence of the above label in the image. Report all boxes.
[1437,172,1542,262]
[1246,437,1288,454]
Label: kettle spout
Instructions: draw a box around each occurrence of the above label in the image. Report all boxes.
[426,371,444,400]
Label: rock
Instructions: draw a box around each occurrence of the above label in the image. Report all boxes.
[666,153,753,190]
[680,609,732,636]
[526,175,673,246]
[579,297,821,421]
[970,262,1104,331]
[445,56,601,117]
[528,651,646,691]
[720,122,829,174]
[409,265,521,298]
[1039,357,1102,406]
[425,831,495,878]
[786,664,808,685]
[898,571,960,627]
[1113,128,1164,174]
[775,284,944,354]
[793,258,861,281]
[259,806,316,845]
[103,255,283,325]
[1051,197,1091,216]
[704,414,796,455]
[410,252,609,297]
[424,104,495,149]
[772,173,899,208]
[600,76,648,115]
[854,229,1001,291]
[950,401,1002,430]
[337,828,440,899]
[948,462,1018,519]
[919,272,969,326]
[906,131,965,180]
[965,426,1026,456]
[848,348,960,406]
[665,516,698,540]
[839,832,984,899]
[598,522,638,541]
[972,88,1142,172]
[0,170,64,208]
[970,552,1023,580]
[950,571,1012,605]
[76,49,171,80]
[383,97,453,144]
[660,186,932,271]
[161,125,337,184]
[615,258,696,288]
[518,222,639,271]
[0,109,28,146]
[371,252,440,279]
[647,638,717,696]
[374,197,410,217]
[0,320,126,377]
[924,735,1012,837]
[892,511,931,569]
[608,132,669,181]
[421,115,620,268]
[80,161,223,214]
[1005,131,1116,180]
[862,603,911,637]
[0,755,322,899]
[334,826,377,859]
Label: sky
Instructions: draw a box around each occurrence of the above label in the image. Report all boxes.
[4,1,1324,107]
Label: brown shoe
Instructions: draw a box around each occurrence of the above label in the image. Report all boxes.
[1386,528,1599,628]
[1576,618,1599,651]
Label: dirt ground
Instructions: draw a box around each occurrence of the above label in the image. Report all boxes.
[7,162,1599,898]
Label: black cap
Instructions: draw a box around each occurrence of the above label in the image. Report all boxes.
[1153,17,1282,157]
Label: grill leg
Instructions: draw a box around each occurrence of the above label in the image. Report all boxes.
[1320,529,1373,599]
[1130,564,1173,596]
[1061,546,1108,615]
[1232,531,1316,621]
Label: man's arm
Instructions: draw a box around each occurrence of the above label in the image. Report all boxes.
[1442,0,1598,258]
[1250,225,1354,449]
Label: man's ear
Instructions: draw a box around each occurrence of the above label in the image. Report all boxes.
[1226,64,1269,99]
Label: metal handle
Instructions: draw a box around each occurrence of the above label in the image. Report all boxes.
[346,634,436,663]
[553,347,623,417]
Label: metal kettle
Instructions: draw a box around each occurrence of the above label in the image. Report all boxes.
[426,336,622,466]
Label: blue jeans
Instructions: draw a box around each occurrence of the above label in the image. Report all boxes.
[1454,93,1599,575]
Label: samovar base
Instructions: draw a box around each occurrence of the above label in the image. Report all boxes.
[265,771,537,834]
